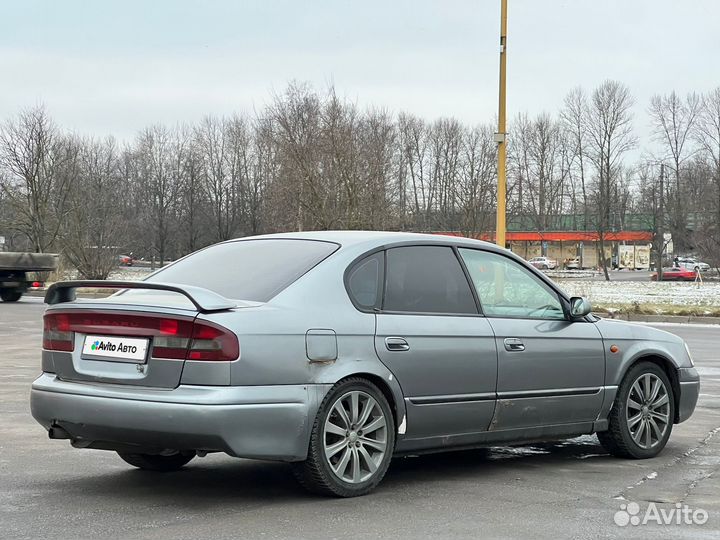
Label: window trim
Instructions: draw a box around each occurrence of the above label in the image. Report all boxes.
[452,245,484,315]
[457,247,571,322]
[377,309,483,318]
[343,240,594,322]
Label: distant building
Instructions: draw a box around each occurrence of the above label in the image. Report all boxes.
[436,213,657,270]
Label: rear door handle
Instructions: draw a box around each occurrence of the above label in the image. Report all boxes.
[504,338,525,352]
[385,337,410,352]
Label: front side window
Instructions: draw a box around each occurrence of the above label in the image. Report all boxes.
[383,246,477,314]
[459,249,565,320]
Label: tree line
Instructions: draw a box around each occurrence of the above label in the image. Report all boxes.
[1,80,719,279]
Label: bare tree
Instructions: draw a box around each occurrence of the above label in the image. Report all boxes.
[358,108,396,229]
[0,106,70,252]
[397,113,433,229]
[267,82,323,231]
[62,137,128,278]
[246,116,274,234]
[177,127,205,253]
[509,113,568,234]
[4,81,719,276]
[648,91,701,252]
[561,87,591,230]
[584,80,637,280]
[133,124,183,266]
[456,124,496,237]
[694,88,720,267]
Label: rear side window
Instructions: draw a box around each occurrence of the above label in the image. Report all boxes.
[383,246,477,314]
[346,252,384,310]
[144,239,338,302]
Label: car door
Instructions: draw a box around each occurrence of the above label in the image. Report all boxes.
[370,245,498,440]
[458,248,605,431]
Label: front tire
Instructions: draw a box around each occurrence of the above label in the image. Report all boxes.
[598,362,675,459]
[293,377,395,497]
[117,451,195,471]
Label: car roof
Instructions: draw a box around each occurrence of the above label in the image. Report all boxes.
[224,230,502,252]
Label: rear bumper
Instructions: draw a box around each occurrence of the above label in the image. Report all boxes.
[677,367,700,423]
[31,373,328,461]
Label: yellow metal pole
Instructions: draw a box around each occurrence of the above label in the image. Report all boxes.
[495,0,508,247]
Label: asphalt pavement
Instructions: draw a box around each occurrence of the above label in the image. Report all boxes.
[1,297,719,539]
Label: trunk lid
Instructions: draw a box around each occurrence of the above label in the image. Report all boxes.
[45,302,199,389]
[42,282,244,389]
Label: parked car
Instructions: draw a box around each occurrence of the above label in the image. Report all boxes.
[566,257,582,270]
[675,257,710,273]
[31,232,700,497]
[118,254,133,266]
[528,256,557,270]
[651,267,698,281]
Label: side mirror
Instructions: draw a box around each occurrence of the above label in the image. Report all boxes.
[569,296,592,318]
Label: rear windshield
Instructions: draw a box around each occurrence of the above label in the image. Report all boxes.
[143,239,339,302]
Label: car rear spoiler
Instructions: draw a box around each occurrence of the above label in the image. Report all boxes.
[44,280,237,313]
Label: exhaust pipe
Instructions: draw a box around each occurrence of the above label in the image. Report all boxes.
[48,423,72,440]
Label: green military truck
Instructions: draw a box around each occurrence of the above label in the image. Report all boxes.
[0,252,59,302]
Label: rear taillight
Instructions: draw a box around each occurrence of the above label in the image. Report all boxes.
[43,313,74,351]
[144,316,195,359]
[146,318,239,361]
[188,321,240,361]
[41,311,238,361]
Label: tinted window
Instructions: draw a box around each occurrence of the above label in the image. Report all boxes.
[383,246,477,314]
[144,239,338,302]
[459,249,565,320]
[347,252,384,310]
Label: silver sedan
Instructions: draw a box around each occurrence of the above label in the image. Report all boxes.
[31,231,700,497]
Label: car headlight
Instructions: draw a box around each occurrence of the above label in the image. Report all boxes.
[684,342,695,367]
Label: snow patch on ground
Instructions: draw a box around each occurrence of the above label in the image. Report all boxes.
[558,280,720,308]
[61,267,153,282]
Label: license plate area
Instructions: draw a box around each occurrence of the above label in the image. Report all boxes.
[81,335,149,363]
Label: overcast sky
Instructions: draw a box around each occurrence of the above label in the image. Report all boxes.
[1,0,718,142]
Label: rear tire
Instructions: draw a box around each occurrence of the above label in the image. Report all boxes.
[0,289,22,302]
[598,361,675,459]
[292,377,396,497]
[117,451,195,471]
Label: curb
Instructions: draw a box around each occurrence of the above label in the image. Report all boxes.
[594,312,720,325]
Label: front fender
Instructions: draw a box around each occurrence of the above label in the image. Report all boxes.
[605,339,686,386]
[595,319,689,385]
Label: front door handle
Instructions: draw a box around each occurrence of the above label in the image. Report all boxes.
[504,337,525,352]
[385,337,410,352]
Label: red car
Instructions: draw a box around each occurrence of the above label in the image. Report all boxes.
[118,254,133,266]
[651,267,697,281]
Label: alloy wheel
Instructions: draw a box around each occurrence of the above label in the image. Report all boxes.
[323,390,388,484]
[625,373,670,449]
